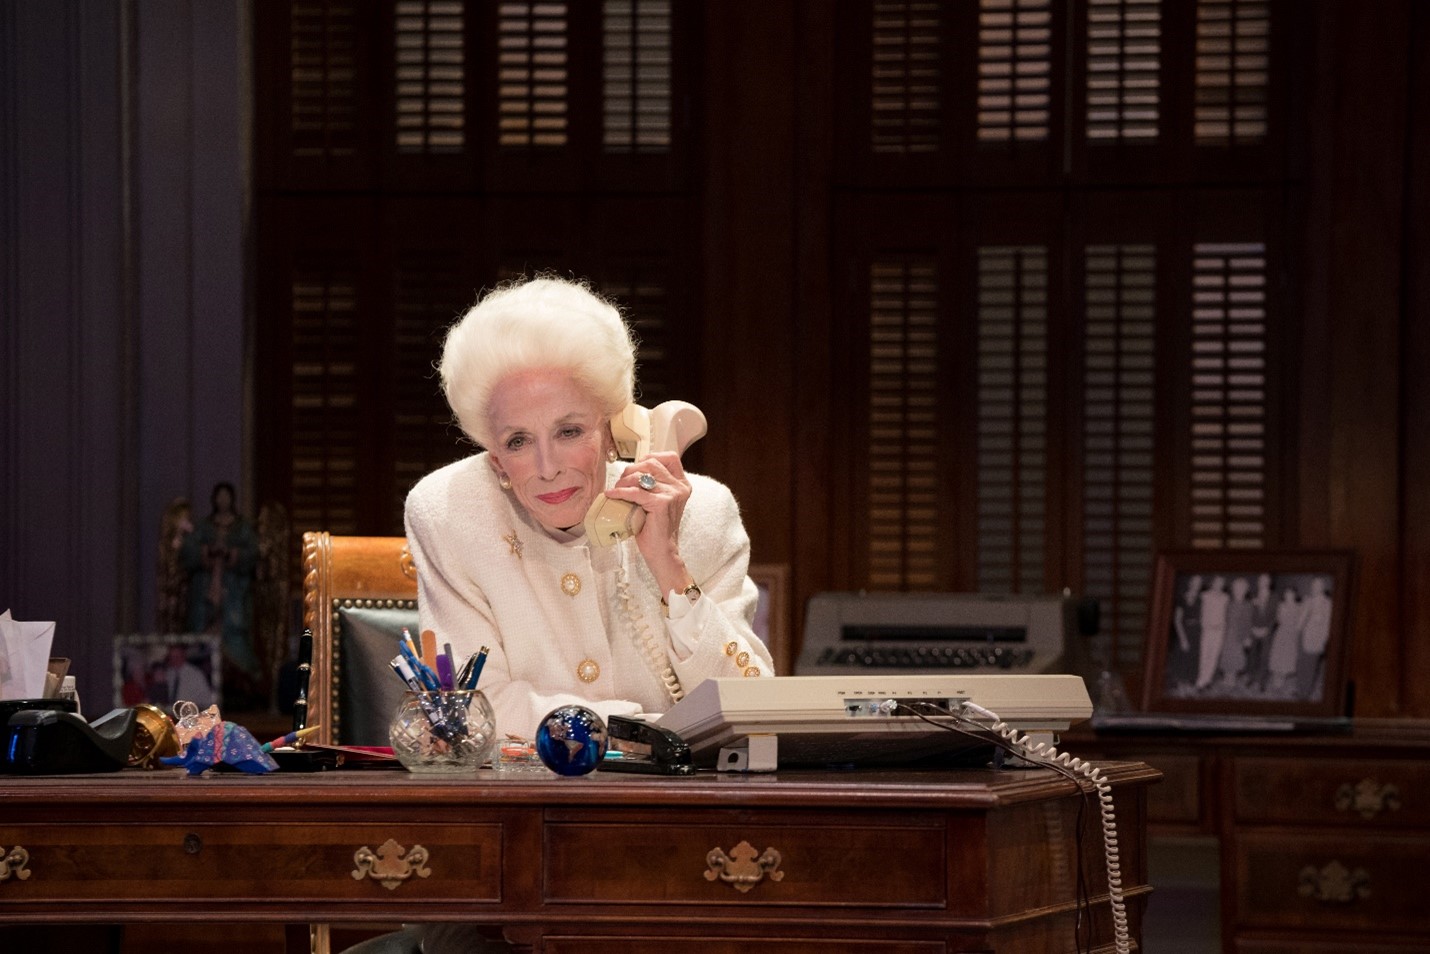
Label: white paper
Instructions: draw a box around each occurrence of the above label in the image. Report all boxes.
[0,609,57,700]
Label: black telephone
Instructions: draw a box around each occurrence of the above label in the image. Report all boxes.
[582,400,708,546]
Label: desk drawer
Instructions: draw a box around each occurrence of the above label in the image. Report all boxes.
[1141,753,1202,826]
[0,822,502,903]
[1232,830,1430,935]
[544,816,946,908]
[1231,756,1430,827]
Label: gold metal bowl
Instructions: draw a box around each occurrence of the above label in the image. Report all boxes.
[128,703,179,769]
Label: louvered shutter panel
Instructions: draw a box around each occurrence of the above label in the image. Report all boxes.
[289,0,362,160]
[977,0,1053,143]
[599,269,676,404]
[394,0,466,154]
[976,246,1049,593]
[1194,0,1269,144]
[602,0,672,154]
[867,259,941,589]
[871,1,942,155]
[289,264,363,536]
[392,251,470,523]
[1083,244,1157,665]
[498,1,570,148]
[1190,241,1267,549]
[1086,0,1162,141]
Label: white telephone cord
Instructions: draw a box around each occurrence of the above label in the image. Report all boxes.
[959,700,1131,954]
[615,550,684,704]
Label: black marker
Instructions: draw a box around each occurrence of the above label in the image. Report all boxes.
[292,628,313,732]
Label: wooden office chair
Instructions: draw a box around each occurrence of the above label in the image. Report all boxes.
[300,531,420,746]
[298,532,422,954]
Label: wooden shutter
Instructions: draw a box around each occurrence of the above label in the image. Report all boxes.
[602,0,672,154]
[289,260,364,536]
[867,258,941,589]
[1085,0,1162,142]
[1194,0,1270,144]
[599,268,676,404]
[394,0,467,154]
[289,0,364,160]
[977,0,1053,143]
[1082,243,1158,666]
[1189,240,1268,549]
[976,246,1049,593]
[870,1,943,155]
[391,248,471,525]
[497,1,570,148]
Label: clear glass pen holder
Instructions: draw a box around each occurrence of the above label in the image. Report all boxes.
[388,689,497,774]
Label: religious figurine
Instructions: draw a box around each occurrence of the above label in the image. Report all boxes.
[180,482,260,706]
[253,500,291,711]
[155,496,193,634]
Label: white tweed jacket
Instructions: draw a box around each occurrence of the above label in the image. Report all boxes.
[404,452,774,741]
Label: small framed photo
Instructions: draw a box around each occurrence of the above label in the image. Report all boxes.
[1141,550,1354,717]
[748,563,791,676]
[113,633,222,712]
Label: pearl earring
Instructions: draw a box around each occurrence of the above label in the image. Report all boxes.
[498,473,512,490]
[607,447,618,463]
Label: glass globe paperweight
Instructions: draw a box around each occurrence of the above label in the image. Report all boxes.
[535,704,607,776]
[388,689,496,774]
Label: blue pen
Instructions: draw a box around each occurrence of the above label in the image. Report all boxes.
[390,656,457,741]
[463,646,490,690]
[398,638,441,691]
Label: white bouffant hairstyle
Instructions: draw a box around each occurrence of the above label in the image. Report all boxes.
[440,275,637,448]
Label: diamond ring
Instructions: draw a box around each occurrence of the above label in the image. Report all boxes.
[638,473,657,490]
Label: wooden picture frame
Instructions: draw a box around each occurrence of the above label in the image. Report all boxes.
[1141,550,1354,718]
[748,563,791,676]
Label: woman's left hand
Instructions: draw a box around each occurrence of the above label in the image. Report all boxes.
[604,450,694,594]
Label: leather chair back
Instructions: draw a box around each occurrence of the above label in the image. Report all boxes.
[300,532,419,746]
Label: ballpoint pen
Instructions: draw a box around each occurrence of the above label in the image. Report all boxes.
[398,638,441,691]
[390,656,458,741]
[260,725,322,752]
[463,646,490,690]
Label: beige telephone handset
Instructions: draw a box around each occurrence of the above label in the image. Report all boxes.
[583,400,708,545]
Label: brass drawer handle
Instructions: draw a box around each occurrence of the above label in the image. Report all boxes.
[704,840,784,893]
[1298,860,1371,903]
[352,838,431,890]
[1335,779,1401,820]
[2,846,32,883]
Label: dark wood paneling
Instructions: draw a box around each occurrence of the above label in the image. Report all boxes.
[791,2,838,655]
[1299,1,1410,717]
[698,2,798,580]
[1403,4,1430,717]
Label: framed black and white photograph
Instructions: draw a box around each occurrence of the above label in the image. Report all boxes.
[114,633,222,712]
[1141,550,1354,718]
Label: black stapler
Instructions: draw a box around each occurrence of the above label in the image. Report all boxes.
[600,715,696,776]
[3,707,138,775]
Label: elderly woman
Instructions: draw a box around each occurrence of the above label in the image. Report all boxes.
[404,275,774,745]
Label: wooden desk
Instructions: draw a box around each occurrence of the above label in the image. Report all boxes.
[0,763,1157,953]
[1065,721,1430,953]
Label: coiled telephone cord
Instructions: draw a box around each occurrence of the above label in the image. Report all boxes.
[615,550,684,704]
[960,701,1131,954]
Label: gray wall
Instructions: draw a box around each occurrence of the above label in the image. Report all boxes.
[0,1,248,710]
